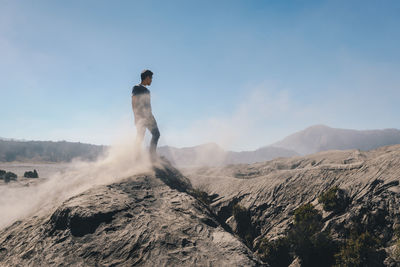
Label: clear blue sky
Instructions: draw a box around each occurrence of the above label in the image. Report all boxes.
[1,0,399,151]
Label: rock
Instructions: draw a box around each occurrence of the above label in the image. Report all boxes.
[185,144,400,265]
[4,144,400,265]
[226,216,238,232]
[0,160,263,266]
[288,257,301,267]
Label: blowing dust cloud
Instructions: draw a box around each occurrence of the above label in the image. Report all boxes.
[0,135,153,230]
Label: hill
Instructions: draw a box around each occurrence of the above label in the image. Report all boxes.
[158,143,298,167]
[0,139,296,166]
[0,159,261,266]
[3,124,400,166]
[272,124,400,155]
[0,140,105,162]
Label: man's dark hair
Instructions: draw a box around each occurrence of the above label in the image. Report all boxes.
[141,69,153,81]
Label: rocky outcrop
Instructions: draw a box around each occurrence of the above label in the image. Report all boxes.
[185,145,400,265]
[0,160,262,266]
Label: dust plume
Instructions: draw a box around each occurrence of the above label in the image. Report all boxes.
[0,135,152,230]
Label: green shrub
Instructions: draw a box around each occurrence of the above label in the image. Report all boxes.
[394,226,400,261]
[318,186,348,213]
[257,203,338,266]
[334,231,384,266]
[305,231,338,266]
[4,171,17,183]
[258,237,292,267]
[24,169,39,178]
[289,203,337,267]
[394,225,400,239]
[0,169,6,178]
[293,203,322,234]
[394,239,400,262]
[233,203,255,248]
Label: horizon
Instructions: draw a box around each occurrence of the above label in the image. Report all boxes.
[2,123,400,153]
[1,1,400,150]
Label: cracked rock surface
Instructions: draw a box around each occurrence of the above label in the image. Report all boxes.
[185,145,400,264]
[0,161,261,266]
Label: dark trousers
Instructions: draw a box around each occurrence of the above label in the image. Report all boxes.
[135,115,160,157]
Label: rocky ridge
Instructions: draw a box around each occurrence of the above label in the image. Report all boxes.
[185,144,400,265]
[0,160,262,266]
[2,144,400,266]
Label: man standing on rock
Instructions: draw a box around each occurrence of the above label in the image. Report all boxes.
[132,69,160,161]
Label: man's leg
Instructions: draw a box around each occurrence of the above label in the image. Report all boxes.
[148,116,160,159]
[135,120,146,149]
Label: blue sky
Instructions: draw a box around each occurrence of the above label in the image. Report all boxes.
[1,0,400,151]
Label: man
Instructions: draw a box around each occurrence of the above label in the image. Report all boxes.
[132,69,160,160]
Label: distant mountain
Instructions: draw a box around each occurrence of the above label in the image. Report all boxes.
[158,143,298,167]
[6,123,400,165]
[0,140,105,162]
[272,124,400,155]
[0,139,297,166]
[225,146,299,165]
[0,137,24,141]
[158,143,227,167]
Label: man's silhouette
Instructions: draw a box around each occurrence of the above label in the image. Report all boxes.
[132,69,160,160]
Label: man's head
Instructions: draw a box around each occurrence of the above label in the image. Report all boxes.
[141,69,153,86]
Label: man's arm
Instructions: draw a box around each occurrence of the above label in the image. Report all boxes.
[132,95,138,121]
[131,95,137,111]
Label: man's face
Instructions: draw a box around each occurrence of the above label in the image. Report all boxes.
[145,76,152,86]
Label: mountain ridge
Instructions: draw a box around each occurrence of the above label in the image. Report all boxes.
[2,124,400,166]
[271,124,400,155]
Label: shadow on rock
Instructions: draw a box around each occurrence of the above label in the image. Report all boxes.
[152,157,193,193]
